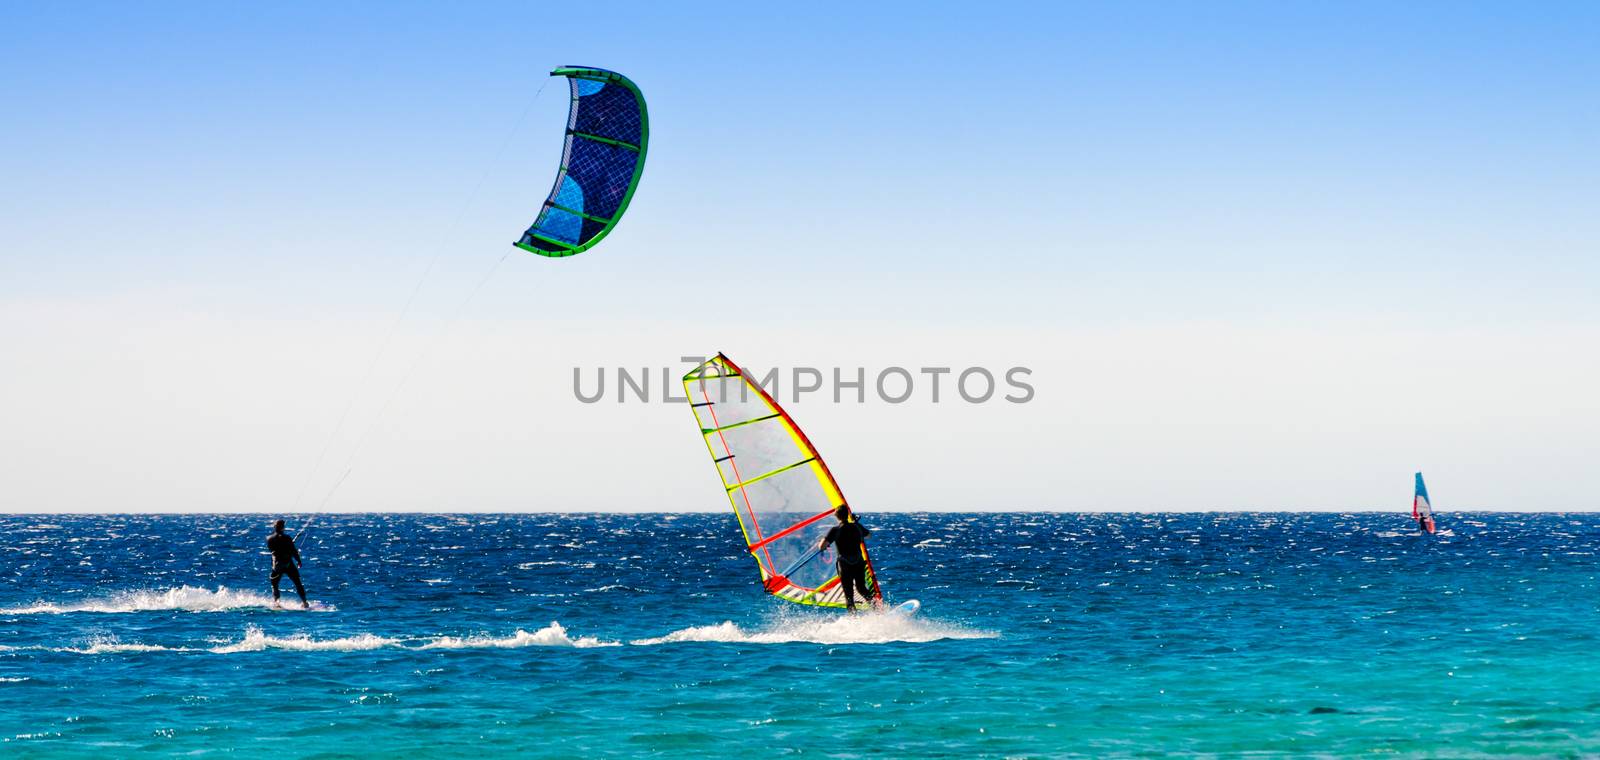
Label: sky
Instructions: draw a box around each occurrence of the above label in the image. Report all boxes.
[1,2,1597,512]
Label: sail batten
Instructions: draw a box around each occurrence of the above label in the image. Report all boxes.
[683,353,882,608]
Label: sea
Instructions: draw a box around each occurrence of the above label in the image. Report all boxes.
[2,512,1598,758]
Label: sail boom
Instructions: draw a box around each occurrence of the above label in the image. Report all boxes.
[747,508,833,553]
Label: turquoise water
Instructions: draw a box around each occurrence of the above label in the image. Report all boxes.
[3,512,1598,757]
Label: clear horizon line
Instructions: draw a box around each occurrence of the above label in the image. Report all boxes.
[0,508,1590,516]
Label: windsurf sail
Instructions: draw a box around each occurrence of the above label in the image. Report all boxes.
[515,66,648,258]
[683,354,883,609]
[1414,472,1437,532]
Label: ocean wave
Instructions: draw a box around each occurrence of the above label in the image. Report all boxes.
[52,635,194,654]
[7,616,981,655]
[210,623,616,653]
[2,622,619,656]
[0,586,335,614]
[631,611,997,646]
[583,584,642,593]
[418,622,618,649]
[65,641,190,655]
[209,626,398,653]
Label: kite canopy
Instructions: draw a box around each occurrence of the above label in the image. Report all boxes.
[515,67,648,258]
[683,354,883,609]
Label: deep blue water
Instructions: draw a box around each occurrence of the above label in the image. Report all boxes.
[3,512,1599,757]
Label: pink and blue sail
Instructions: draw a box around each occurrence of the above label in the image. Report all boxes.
[1414,472,1437,533]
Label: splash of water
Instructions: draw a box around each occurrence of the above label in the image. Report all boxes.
[209,626,398,653]
[0,586,335,614]
[632,610,996,646]
[206,623,618,653]
[56,635,193,654]
[419,622,618,649]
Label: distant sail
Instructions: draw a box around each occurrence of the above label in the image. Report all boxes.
[682,354,882,608]
[1414,472,1437,533]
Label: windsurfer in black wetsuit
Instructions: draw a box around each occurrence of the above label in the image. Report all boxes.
[267,519,309,609]
[818,505,879,612]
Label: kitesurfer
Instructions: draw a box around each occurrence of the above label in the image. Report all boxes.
[818,505,878,611]
[267,519,309,609]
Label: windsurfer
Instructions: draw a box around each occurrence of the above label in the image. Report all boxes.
[818,505,878,611]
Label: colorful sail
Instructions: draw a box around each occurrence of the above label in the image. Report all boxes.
[515,67,648,258]
[1414,472,1437,533]
[683,354,882,609]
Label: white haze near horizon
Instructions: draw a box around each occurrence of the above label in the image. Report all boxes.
[2,280,1596,514]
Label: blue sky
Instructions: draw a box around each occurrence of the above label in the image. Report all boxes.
[2,2,1597,512]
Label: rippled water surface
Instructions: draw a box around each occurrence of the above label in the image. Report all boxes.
[3,512,1599,757]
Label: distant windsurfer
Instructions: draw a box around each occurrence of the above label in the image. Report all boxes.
[267,519,309,609]
[818,505,879,612]
[1413,473,1437,535]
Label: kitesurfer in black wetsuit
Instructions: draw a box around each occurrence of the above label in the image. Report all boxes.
[818,505,878,611]
[267,519,308,609]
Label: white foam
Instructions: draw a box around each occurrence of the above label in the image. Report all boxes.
[57,636,191,654]
[207,622,615,653]
[0,586,335,614]
[209,626,397,653]
[419,622,618,650]
[67,642,183,654]
[15,615,961,655]
[632,611,996,646]
[633,621,747,645]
